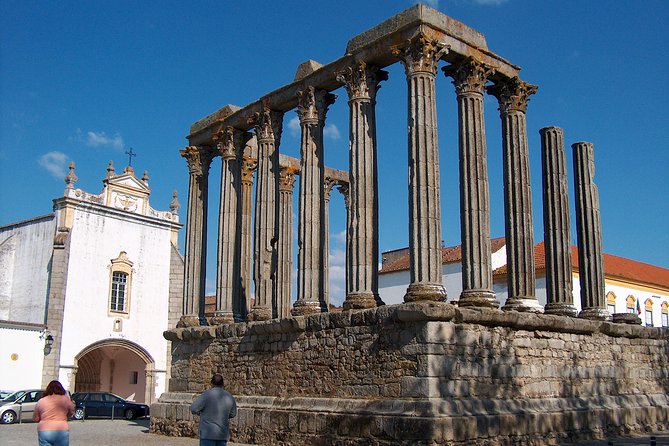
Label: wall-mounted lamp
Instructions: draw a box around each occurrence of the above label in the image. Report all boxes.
[40,330,54,355]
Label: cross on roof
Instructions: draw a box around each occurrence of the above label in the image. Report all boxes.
[125,147,137,166]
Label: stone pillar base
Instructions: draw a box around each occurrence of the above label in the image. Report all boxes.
[248,306,273,321]
[459,290,499,308]
[612,313,642,325]
[579,307,611,321]
[176,315,202,328]
[544,303,579,317]
[209,311,235,325]
[404,283,447,303]
[343,292,378,310]
[291,301,323,316]
[502,297,544,313]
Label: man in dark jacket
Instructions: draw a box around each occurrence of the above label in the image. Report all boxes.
[191,374,237,446]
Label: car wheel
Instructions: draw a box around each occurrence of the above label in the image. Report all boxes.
[1,410,16,424]
[73,408,85,420]
[124,408,135,420]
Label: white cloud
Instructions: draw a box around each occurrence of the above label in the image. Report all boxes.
[38,151,69,179]
[85,131,124,150]
[329,247,346,267]
[323,123,341,140]
[288,116,301,138]
[333,230,346,245]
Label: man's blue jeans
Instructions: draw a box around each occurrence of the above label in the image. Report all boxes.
[38,430,70,446]
[199,440,227,446]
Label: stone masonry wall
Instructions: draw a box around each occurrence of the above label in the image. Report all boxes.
[151,302,669,445]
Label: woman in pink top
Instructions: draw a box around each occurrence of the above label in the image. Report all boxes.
[32,380,75,446]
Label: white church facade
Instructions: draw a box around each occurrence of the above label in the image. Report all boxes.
[0,162,183,404]
[379,238,669,328]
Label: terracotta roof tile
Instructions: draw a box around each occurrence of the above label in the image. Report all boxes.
[380,237,506,274]
[493,242,669,291]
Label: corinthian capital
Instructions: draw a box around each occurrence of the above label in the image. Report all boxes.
[443,57,495,96]
[296,86,336,125]
[336,62,388,102]
[391,33,449,76]
[278,166,298,192]
[180,145,214,175]
[214,126,252,160]
[487,77,538,114]
[241,158,258,186]
[248,104,284,144]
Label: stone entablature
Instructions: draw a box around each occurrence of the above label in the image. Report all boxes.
[152,302,669,444]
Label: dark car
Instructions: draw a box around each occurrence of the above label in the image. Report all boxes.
[70,392,149,420]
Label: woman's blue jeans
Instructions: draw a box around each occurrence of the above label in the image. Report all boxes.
[38,430,69,446]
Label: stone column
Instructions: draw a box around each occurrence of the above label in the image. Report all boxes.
[179,145,214,327]
[488,77,541,312]
[278,167,297,318]
[337,183,353,304]
[323,179,338,309]
[539,127,577,316]
[392,33,448,303]
[238,158,257,321]
[211,127,249,325]
[292,87,335,316]
[248,106,284,321]
[443,57,498,308]
[336,62,387,310]
[572,142,608,320]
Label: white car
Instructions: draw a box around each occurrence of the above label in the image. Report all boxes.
[0,389,43,424]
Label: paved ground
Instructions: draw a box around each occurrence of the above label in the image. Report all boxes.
[0,418,667,445]
[0,418,252,446]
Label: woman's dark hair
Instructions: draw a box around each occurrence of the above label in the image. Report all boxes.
[44,380,66,396]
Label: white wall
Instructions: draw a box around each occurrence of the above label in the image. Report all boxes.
[0,326,45,390]
[0,216,55,324]
[59,207,173,399]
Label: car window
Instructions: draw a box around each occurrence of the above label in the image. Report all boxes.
[103,394,122,403]
[89,394,103,402]
[3,391,26,402]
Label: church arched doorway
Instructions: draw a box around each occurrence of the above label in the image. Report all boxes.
[73,339,156,404]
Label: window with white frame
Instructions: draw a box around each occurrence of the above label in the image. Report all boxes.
[109,251,133,315]
[606,292,616,314]
[111,272,128,312]
[662,312,668,328]
[645,309,653,327]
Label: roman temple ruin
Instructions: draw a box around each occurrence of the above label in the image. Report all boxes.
[151,5,668,445]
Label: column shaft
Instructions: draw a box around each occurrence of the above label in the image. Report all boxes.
[238,158,256,320]
[393,34,448,302]
[293,88,334,315]
[179,146,213,327]
[278,167,296,318]
[444,58,497,308]
[573,142,608,320]
[488,78,541,312]
[336,62,387,309]
[540,127,577,316]
[249,107,283,321]
[212,128,247,325]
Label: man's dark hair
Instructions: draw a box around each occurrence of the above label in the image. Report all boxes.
[211,374,224,387]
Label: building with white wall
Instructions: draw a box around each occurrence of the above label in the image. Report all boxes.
[379,240,669,328]
[0,162,183,403]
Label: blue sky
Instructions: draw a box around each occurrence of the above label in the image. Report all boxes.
[1,0,667,305]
